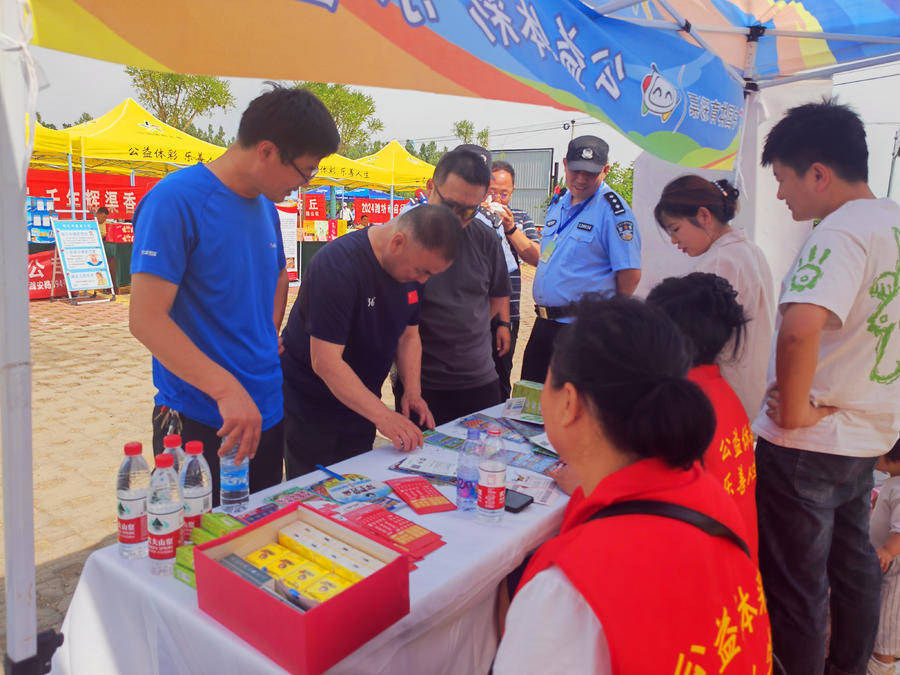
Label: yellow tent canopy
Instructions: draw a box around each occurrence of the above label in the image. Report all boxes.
[357,140,434,189]
[310,153,394,190]
[62,98,226,177]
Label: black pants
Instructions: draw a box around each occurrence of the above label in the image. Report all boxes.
[283,407,376,480]
[520,317,566,383]
[393,378,501,427]
[151,405,284,507]
[491,316,519,401]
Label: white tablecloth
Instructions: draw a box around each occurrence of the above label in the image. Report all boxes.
[50,407,567,675]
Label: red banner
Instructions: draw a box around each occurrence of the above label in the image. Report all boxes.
[27,249,68,300]
[352,198,409,224]
[26,168,159,220]
[302,194,327,220]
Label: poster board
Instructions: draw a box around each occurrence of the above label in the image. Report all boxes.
[50,219,114,297]
[276,205,299,283]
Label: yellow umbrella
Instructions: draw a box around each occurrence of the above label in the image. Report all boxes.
[357,140,434,189]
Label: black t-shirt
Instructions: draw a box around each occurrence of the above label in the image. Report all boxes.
[281,229,420,416]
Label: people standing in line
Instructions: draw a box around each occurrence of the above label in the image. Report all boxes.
[654,175,775,418]
[520,135,642,384]
[393,146,512,426]
[130,86,339,504]
[869,438,900,675]
[494,296,770,673]
[646,272,758,560]
[753,100,900,675]
[280,205,461,479]
[482,160,541,400]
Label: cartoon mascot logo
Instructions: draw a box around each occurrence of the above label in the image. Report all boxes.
[138,121,163,134]
[641,63,679,123]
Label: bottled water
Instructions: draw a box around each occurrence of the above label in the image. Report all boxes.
[456,429,482,512]
[163,434,187,474]
[219,438,249,514]
[148,453,184,576]
[477,425,507,522]
[179,441,212,540]
[117,442,150,559]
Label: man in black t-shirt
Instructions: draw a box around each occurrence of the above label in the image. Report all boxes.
[280,204,462,478]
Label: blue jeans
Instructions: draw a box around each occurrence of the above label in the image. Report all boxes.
[756,438,881,675]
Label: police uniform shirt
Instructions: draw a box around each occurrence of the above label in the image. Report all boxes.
[532,184,641,321]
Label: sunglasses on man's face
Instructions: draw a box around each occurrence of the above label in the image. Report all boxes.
[433,184,480,222]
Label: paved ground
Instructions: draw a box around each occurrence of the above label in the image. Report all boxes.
[0,265,536,654]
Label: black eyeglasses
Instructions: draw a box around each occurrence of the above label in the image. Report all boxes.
[289,159,319,185]
[433,184,480,222]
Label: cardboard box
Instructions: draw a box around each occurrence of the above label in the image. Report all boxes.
[194,503,409,674]
[511,380,544,416]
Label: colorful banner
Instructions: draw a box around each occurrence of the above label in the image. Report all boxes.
[275,205,299,282]
[27,249,67,300]
[51,219,113,292]
[27,168,158,219]
[353,198,409,224]
[302,194,327,221]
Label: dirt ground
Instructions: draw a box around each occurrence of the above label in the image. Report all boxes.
[0,266,536,653]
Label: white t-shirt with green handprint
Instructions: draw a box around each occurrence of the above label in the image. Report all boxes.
[753,197,900,457]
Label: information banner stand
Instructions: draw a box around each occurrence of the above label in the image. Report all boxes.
[50,219,116,305]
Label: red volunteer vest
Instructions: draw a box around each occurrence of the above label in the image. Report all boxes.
[688,364,759,561]
[518,458,771,674]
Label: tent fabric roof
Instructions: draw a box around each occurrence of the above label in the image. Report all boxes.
[357,140,435,188]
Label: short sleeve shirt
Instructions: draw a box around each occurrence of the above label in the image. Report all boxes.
[533,184,641,322]
[753,198,900,456]
[871,475,900,550]
[281,228,420,416]
[131,164,286,430]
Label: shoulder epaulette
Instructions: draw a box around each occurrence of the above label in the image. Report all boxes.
[603,191,626,216]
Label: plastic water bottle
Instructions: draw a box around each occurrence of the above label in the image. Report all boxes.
[179,441,212,540]
[457,429,482,512]
[477,425,507,522]
[219,437,249,514]
[163,434,187,474]
[148,453,184,576]
[117,442,150,559]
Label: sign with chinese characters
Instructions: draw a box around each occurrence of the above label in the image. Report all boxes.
[302,194,327,221]
[27,168,158,220]
[51,220,113,292]
[27,249,67,300]
[352,199,409,224]
[275,205,299,282]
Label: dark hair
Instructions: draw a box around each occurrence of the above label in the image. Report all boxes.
[95,207,109,216]
[885,437,900,464]
[433,148,491,188]
[654,175,739,230]
[237,85,340,162]
[491,160,515,184]
[396,204,463,261]
[549,295,716,469]
[761,99,868,183]
[646,273,748,367]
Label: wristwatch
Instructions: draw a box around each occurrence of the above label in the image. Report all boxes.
[497,320,511,328]
[504,226,517,236]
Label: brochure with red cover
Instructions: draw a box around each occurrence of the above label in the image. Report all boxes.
[385,476,456,515]
[342,504,445,559]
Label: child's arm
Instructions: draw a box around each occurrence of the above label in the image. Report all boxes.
[877,532,900,573]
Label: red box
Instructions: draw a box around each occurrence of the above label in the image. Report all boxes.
[194,503,410,674]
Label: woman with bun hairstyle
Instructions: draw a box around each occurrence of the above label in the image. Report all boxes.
[494,295,770,674]
[647,272,759,559]
[655,175,775,419]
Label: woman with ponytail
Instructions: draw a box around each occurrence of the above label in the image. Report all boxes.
[647,272,758,559]
[655,175,775,419]
[494,296,770,674]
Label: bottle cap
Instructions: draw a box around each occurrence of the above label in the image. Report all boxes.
[185,441,203,455]
[154,453,174,469]
[163,434,182,448]
[124,442,142,456]
[487,425,502,435]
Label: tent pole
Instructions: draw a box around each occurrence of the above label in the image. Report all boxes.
[66,152,75,217]
[80,155,87,219]
[887,131,899,199]
[756,51,900,88]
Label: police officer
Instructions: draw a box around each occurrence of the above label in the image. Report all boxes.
[520,135,642,383]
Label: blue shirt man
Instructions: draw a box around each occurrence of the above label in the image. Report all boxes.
[521,135,642,383]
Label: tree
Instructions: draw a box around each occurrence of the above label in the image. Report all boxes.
[605,161,634,205]
[416,141,447,165]
[476,128,489,148]
[343,139,385,160]
[452,120,489,148]
[293,81,383,155]
[185,123,234,147]
[62,112,93,129]
[35,112,56,129]
[125,67,236,131]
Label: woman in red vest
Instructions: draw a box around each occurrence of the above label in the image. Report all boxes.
[647,272,759,560]
[494,296,771,673]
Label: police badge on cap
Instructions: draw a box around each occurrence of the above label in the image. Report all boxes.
[566,135,609,173]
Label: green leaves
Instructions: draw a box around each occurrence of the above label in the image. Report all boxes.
[124,67,236,132]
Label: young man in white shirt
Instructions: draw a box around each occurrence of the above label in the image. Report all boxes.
[753,100,900,675]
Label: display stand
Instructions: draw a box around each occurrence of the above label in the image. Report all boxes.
[49,219,116,305]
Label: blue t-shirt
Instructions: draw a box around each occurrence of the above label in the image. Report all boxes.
[533,183,641,322]
[281,228,421,417]
[131,163,286,430]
